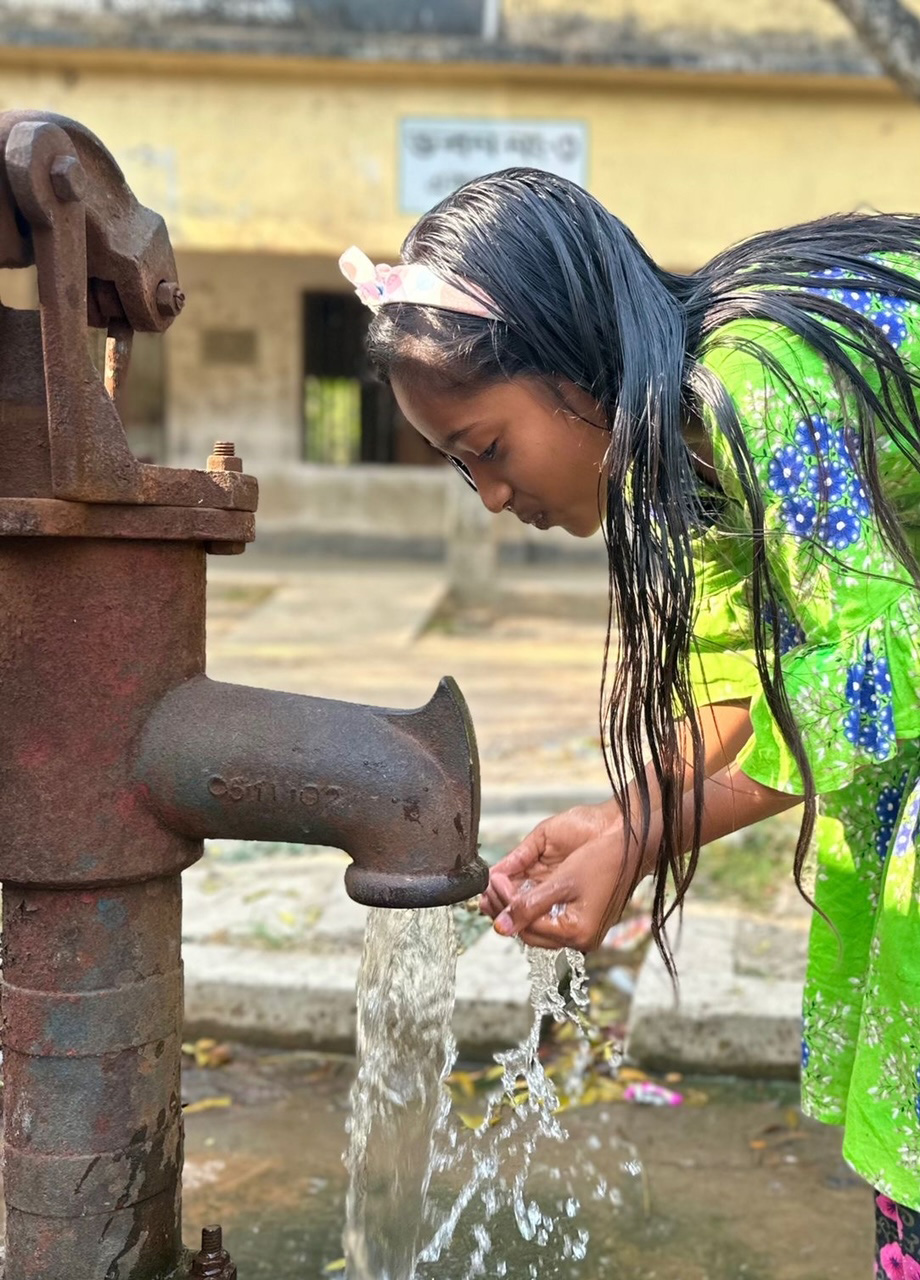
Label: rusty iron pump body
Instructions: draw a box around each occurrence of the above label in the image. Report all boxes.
[0,110,487,1280]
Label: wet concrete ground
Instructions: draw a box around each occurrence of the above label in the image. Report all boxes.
[182,1047,871,1280]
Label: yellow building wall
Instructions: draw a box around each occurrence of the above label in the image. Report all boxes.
[2,55,920,271]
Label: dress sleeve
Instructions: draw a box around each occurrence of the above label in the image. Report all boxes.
[695,316,920,797]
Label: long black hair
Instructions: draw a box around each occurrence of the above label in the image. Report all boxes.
[365,167,920,969]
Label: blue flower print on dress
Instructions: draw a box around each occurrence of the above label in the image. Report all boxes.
[794,415,844,457]
[768,445,808,496]
[769,414,870,548]
[849,476,871,518]
[817,507,863,551]
[764,597,807,655]
[801,1039,811,1070]
[844,640,896,763]
[875,772,910,861]
[873,307,909,348]
[807,269,909,347]
[806,458,853,505]
[780,495,818,540]
[808,266,847,301]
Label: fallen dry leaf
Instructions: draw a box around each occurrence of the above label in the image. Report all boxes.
[182,1096,232,1116]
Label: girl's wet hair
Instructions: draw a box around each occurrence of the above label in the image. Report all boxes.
[366,168,920,972]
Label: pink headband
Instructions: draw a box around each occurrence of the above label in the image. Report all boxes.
[338,245,498,320]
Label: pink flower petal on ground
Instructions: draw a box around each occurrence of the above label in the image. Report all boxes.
[877,1195,905,1239]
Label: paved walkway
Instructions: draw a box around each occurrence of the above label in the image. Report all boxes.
[206,550,613,797]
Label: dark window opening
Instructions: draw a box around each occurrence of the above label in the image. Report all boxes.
[302,290,444,466]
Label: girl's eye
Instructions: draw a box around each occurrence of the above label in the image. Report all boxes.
[478,440,498,462]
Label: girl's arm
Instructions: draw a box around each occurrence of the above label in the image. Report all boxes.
[676,698,755,783]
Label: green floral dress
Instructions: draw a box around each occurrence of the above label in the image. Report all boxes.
[690,255,920,1208]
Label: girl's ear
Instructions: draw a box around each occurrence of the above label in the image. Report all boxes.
[553,379,606,432]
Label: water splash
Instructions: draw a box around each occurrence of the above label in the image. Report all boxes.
[418,944,593,1278]
[344,907,604,1278]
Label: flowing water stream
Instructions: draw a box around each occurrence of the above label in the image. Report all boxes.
[343,905,599,1279]
[343,906,458,1279]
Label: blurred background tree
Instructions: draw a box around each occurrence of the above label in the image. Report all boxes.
[831,0,920,98]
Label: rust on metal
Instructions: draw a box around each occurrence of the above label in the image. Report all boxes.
[203,438,245,550]
[104,319,134,408]
[0,105,485,1280]
[48,151,86,203]
[0,539,203,1277]
[0,496,257,542]
[0,106,248,1279]
[0,110,258,516]
[207,440,244,474]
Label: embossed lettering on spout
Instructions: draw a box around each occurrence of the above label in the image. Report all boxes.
[207,776,343,806]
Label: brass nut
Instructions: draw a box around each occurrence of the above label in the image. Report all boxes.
[49,155,86,203]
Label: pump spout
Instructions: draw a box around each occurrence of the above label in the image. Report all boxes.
[135,674,488,908]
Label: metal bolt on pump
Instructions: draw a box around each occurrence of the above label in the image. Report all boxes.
[206,442,245,551]
[207,440,244,472]
[190,1225,237,1279]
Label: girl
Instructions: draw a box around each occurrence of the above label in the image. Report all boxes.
[339,168,920,1275]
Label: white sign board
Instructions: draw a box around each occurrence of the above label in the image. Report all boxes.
[399,117,589,214]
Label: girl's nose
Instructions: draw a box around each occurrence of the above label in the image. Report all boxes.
[475,472,513,515]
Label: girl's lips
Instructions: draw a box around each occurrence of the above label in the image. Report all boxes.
[514,508,551,530]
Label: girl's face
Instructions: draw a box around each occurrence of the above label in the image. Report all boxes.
[390,373,610,537]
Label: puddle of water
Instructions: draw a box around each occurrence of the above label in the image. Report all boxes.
[178,901,869,1280]
[183,1054,870,1280]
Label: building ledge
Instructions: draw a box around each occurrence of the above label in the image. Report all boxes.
[0,10,890,87]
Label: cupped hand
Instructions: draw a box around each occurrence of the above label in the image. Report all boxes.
[478,803,648,953]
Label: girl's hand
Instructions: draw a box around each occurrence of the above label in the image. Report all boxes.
[478,804,648,952]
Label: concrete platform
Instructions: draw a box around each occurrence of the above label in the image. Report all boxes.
[626,903,810,1078]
